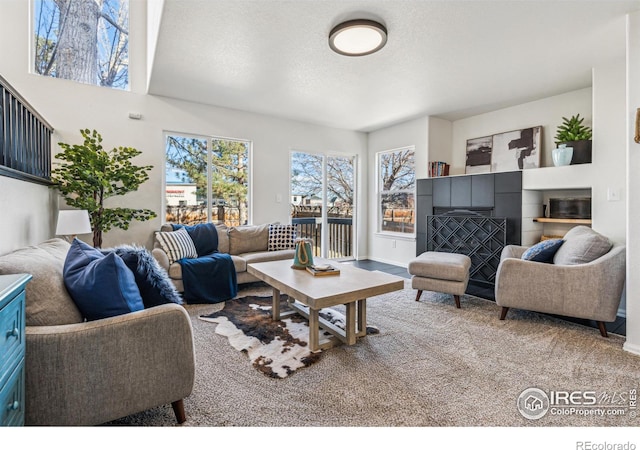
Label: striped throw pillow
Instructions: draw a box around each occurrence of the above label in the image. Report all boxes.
[155,227,197,264]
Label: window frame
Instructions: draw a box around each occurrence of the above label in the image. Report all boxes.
[289,149,358,259]
[31,0,130,91]
[163,131,252,227]
[376,145,416,238]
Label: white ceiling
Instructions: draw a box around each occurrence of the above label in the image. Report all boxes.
[148,0,640,132]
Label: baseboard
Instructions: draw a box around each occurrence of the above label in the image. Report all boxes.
[622,341,640,356]
[366,256,409,268]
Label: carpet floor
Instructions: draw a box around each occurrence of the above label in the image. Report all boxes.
[108,280,640,427]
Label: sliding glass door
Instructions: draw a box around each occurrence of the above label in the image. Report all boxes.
[290,151,356,260]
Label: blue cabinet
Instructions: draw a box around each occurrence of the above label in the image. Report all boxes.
[0,274,31,426]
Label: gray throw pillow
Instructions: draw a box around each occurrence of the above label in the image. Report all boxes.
[215,224,230,254]
[228,223,270,254]
[0,239,83,326]
[553,226,612,265]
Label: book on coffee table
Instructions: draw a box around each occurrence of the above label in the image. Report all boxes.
[306,264,340,277]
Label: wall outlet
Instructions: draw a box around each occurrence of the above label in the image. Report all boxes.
[607,188,620,202]
[276,194,282,203]
[391,240,396,248]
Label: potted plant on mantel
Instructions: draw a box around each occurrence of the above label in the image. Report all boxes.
[554,114,593,165]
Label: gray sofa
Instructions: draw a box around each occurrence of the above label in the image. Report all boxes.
[0,239,195,425]
[152,223,296,292]
[495,226,626,337]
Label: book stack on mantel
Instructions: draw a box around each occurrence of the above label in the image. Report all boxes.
[429,161,450,177]
[306,264,340,277]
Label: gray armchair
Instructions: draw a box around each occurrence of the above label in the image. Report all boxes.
[0,238,196,425]
[495,236,626,337]
[25,303,195,425]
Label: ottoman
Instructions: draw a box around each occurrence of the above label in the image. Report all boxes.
[408,252,471,308]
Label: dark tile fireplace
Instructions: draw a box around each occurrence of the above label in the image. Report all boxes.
[416,171,522,300]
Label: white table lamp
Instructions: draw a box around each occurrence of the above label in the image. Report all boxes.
[55,210,92,242]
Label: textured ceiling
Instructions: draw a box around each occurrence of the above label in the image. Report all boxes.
[148,0,640,132]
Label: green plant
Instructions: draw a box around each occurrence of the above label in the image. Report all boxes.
[51,129,157,247]
[555,114,593,144]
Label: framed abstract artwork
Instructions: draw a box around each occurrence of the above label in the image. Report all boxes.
[465,135,492,174]
[490,126,542,173]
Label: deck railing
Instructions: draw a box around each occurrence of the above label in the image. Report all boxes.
[292,217,353,259]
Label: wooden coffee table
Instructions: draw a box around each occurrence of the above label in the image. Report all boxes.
[247,259,405,352]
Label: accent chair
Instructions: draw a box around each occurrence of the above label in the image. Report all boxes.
[495,226,626,337]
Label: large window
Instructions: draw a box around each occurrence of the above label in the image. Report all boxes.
[165,134,250,227]
[377,146,415,235]
[33,0,129,90]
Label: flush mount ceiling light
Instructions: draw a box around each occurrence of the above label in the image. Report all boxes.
[329,19,387,56]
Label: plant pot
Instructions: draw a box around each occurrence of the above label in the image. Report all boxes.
[559,139,592,165]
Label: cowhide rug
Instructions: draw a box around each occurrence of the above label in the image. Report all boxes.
[199,294,379,378]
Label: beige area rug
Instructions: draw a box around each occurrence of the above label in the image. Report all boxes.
[109,281,640,427]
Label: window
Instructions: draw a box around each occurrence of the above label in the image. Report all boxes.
[165,134,250,227]
[290,151,356,259]
[377,146,415,235]
[33,0,129,90]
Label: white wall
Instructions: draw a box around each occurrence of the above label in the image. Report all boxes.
[451,88,593,173]
[0,176,58,255]
[146,0,165,89]
[515,62,628,246]
[0,0,367,254]
[427,117,453,165]
[624,12,640,355]
[451,62,628,316]
[450,68,627,245]
[367,116,429,265]
[591,59,627,245]
[366,89,595,266]
[367,67,627,305]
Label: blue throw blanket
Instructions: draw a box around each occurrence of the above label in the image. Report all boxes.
[173,223,238,304]
[178,253,237,303]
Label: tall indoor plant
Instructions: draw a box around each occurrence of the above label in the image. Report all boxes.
[51,129,157,247]
[554,114,593,165]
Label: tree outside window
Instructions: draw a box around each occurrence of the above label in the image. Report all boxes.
[165,135,250,227]
[290,151,356,259]
[377,147,415,235]
[34,0,129,90]
[290,152,354,215]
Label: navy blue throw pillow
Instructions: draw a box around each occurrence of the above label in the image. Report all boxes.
[521,239,565,263]
[63,239,144,321]
[173,223,218,257]
[105,245,183,308]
